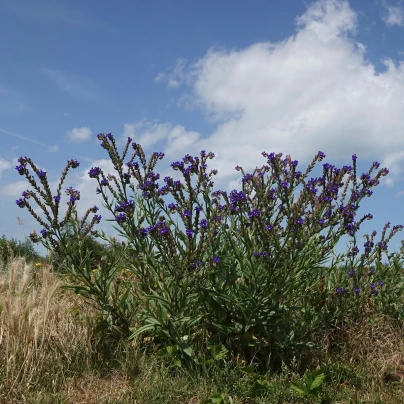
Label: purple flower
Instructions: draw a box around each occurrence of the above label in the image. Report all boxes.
[281,181,289,189]
[200,219,208,229]
[336,287,347,295]
[53,195,61,203]
[15,164,26,175]
[212,256,220,264]
[92,205,99,213]
[317,151,326,160]
[253,251,260,257]
[115,200,134,213]
[69,159,80,168]
[352,154,357,161]
[16,198,26,207]
[37,170,46,178]
[94,215,102,223]
[354,286,361,294]
[248,209,260,218]
[348,269,355,277]
[184,209,191,217]
[88,167,101,178]
[369,267,376,275]
[160,227,169,235]
[186,229,194,237]
[168,203,176,209]
[265,224,273,231]
[195,206,202,213]
[115,213,127,223]
[377,280,384,286]
[100,179,109,186]
[40,228,48,238]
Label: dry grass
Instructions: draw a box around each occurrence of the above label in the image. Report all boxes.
[344,315,404,382]
[0,258,94,402]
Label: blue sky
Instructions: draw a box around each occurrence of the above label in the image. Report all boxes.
[1,0,404,257]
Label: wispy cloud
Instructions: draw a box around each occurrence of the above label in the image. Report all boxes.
[382,1,404,27]
[40,68,101,102]
[0,128,59,153]
[0,158,11,178]
[0,180,28,197]
[154,58,188,88]
[66,127,92,143]
[1,0,118,32]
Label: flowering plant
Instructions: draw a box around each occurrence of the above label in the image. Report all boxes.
[15,133,404,368]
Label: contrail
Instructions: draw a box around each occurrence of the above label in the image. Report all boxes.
[0,127,57,151]
[0,127,92,163]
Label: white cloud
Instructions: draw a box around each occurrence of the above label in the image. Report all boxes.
[0,180,27,196]
[154,0,404,187]
[382,2,404,27]
[0,158,11,178]
[66,127,92,143]
[155,58,188,88]
[122,121,200,155]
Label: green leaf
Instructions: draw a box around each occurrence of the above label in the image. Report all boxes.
[128,323,157,339]
[210,344,228,361]
[290,383,308,397]
[309,372,325,391]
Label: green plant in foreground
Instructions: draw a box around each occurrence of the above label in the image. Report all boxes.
[290,369,325,402]
[14,132,404,371]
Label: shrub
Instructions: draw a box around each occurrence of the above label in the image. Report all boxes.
[0,235,41,269]
[14,133,404,371]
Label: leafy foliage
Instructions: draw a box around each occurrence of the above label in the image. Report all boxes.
[14,132,404,374]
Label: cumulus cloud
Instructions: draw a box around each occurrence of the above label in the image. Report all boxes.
[66,127,92,143]
[382,2,404,27]
[122,121,200,156]
[154,0,404,187]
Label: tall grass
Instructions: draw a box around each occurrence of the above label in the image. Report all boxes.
[0,258,93,401]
